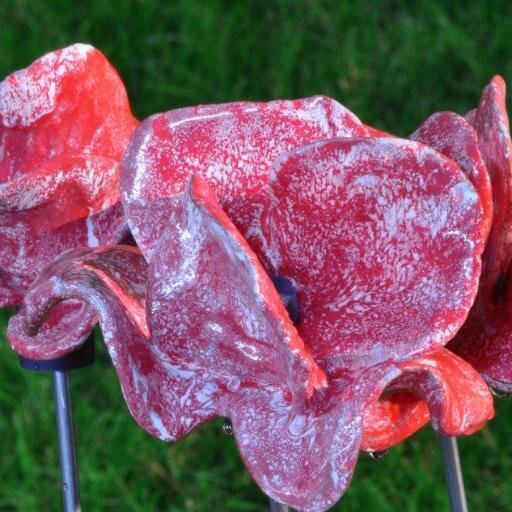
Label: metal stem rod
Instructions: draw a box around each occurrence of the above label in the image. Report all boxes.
[54,371,81,512]
[269,498,289,512]
[439,434,468,512]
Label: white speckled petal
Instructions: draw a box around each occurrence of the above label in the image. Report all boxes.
[258,138,485,365]
[228,380,365,512]
[0,44,138,307]
[411,111,492,238]
[0,44,138,180]
[148,175,327,398]
[121,96,367,260]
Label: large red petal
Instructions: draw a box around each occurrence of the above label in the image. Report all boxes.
[362,348,493,452]
[259,138,485,365]
[449,76,512,389]
[147,174,326,398]
[121,96,367,259]
[410,111,493,238]
[0,44,137,181]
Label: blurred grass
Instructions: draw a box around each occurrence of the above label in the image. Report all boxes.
[0,0,512,510]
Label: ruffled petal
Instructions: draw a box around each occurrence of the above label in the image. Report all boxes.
[258,138,485,366]
[227,382,364,512]
[147,174,326,398]
[362,348,494,452]
[10,245,226,442]
[121,96,367,259]
[410,111,493,238]
[449,76,512,389]
[6,246,191,440]
[0,43,137,181]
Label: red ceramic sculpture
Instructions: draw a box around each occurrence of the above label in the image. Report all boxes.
[122,100,492,454]
[448,76,512,391]
[10,108,493,511]
[1,44,138,356]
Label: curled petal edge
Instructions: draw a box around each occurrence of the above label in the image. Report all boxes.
[362,348,494,452]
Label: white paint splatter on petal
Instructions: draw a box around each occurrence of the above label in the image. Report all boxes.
[149,411,172,441]
[0,44,93,127]
[86,216,100,247]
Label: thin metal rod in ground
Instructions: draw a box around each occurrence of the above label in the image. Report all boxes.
[54,371,81,512]
[439,434,468,512]
[269,497,289,511]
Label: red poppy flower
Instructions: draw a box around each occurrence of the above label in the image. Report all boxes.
[2,44,138,356]
[10,98,493,510]
[446,76,512,391]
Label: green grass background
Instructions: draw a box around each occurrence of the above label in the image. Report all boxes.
[1,0,512,510]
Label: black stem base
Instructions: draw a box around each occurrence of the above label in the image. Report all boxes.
[19,334,95,372]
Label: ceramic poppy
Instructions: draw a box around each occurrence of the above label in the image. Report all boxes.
[123,99,480,454]
[1,43,138,355]
[10,127,492,510]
